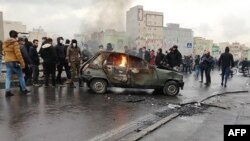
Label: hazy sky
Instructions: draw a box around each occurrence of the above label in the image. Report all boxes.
[0,0,249,45]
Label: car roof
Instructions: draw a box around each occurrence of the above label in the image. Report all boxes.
[99,51,139,58]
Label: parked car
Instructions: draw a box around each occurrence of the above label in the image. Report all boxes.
[80,51,184,96]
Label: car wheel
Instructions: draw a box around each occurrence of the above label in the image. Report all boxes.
[90,79,107,94]
[163,81,179,96]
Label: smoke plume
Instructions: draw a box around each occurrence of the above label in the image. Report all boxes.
[80,0,132,33]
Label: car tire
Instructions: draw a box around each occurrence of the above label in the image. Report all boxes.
[90,79,107,94]
[163,81,179,96]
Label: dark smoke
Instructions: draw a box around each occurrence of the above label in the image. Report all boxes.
[80,0,132,33]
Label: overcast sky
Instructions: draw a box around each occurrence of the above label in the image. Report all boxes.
[0,0,249,45]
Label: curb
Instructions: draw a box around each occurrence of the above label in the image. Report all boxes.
[180,90,249,106]
[121,113,179,141]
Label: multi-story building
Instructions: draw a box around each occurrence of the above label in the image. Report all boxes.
[163,23,193,55]
[219,42,249,60]
[218,42,230,53]
[193,37,213,56]
[28,27,47,44]
[0,12,4,41]
[126,5,164,51]
[3,20,26,39]
[229,42,245,60]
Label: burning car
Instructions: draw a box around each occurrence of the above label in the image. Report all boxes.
[80,51,184,96]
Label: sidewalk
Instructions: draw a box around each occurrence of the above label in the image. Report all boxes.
[141,92,250,141]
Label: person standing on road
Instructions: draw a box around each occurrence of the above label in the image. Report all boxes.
[203,51,213,85]
[3,30,30,96]
[241,58,248,76]
[218,47,234,87]
[55,37,71,85]
[149,50,156,65]
[66,39,82,88]
[0,40,3,77]
[139,46,150,62]
[29,39,41,86]
[155,48,165,68]
[194,55,200,78]
[98,44,104,52]
[167,45,182,71]
[18,37,32,84]
[40,38,58,87]
[106,43,113,52]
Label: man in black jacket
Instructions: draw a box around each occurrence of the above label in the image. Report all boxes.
[167,45,182,71]
[218,47,234,87]
[55,37,71,85]
[40,38,58,87]
[29,39,41,86]
[18,37,32,84]
[155,48,165,68]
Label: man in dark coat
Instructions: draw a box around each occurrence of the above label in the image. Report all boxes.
[167,45,182,71]
[18,37,32,84]
[241,58,248,76]
[55,37,71,84]
[40,38,58,87]
[155,48,165,68]
[218,47,234,87]
[202,51,213,85]
[29,39,41,86]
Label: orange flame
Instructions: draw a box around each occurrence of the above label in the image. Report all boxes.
[119,56,127,67]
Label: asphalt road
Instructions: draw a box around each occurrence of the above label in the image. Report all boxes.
[0,70,249,141]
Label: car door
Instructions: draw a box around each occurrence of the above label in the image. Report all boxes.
[128,56,157,87]
[103,53,129,85]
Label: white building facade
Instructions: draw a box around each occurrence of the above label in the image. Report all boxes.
[126,5,164,50]
[3,20,26,39]
[164,23,193,55]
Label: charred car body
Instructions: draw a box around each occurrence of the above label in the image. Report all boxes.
[80,52,184,96]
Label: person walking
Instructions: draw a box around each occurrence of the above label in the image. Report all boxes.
[203,51,213,85]
[194,55,200,78]
[218,47,234,87]
[29,39,41,86]
[66,39,82,88]
[40,38,58,87]
[2,30,30,96]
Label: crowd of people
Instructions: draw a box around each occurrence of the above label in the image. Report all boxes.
[124,44,236,88]
[0,30,94,97]
[0,30,247,97]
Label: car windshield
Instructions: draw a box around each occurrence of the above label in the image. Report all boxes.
[129,56,148,69]
[107,53,128,67]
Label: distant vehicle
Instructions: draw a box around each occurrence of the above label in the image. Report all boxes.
[80,51,184,96]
